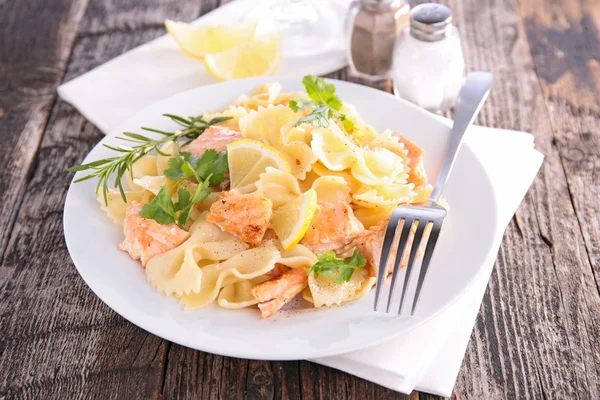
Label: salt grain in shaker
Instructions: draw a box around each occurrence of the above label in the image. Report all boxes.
[392,3,465,112]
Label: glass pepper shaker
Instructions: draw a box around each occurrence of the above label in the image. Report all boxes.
[392,3,465,113]
[346,0,410,81]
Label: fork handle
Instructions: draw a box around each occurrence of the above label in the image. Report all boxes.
[429,72,494,202]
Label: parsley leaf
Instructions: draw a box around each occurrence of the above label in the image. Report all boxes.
[290,75,355,132]
[195,149,229,185]
[164,151,198,180]
[289,98,318,113]
[174,188,191,212]
[302,75,343,109]
[140,152,220,227]
[307,249,367,284]
[164,149,229,187]
[139,186,177,225]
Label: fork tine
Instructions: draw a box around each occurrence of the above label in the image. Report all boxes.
[411,222,442,315]
[397,221,428,314]
[374,212,402,311]
[386,218,415,313]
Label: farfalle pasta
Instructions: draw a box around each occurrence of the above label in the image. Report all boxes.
[81,77,437,319]
[179,242,280,310]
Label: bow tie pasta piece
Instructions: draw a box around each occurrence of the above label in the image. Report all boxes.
[230,183,258,195]
[145,217,249,296]
[353,205,395,229]
[282,122,312,145]
[202,106,248,131]
[218,278,271,309]
[279,122,318,179]
[239,105,298,144]
[188,214,241,242]
[305,269,376,308]
[339,103,378,145]
[312,124,407,185]
[233,82,304,111]
[146,246,211,296]
[233,82,282,109]
[255,167,301,208]
[310,176,352,204]
[124,155,158,191]
[310,122,359,171]
[195,191,220,213]
[352,182,416,208]
[311,162,362,193]
[367,129,409,160]
[276,242,317,269]
[133,175,175,196]
[179,242,280,310]
[192,240,250,261]
[351,147,407,186]
[97,189,153,224]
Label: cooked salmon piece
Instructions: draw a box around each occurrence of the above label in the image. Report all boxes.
[301,201,364,253]
[391,131,428,188]
[269,263,290,278]
[346,219,419,277]
[206,191,273,246]
[184,126,242,156]
[251,267,308,318]
[118,202,190,267]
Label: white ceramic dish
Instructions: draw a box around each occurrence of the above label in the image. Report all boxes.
[63,77,499,360]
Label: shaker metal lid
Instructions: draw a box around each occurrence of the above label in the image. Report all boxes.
[360,0,397,10]
[410,3,453,42]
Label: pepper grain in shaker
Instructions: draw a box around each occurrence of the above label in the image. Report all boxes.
[346,0,410,81]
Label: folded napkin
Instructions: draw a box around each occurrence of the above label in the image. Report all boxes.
[57,0,348,134]
[57,2,544,397]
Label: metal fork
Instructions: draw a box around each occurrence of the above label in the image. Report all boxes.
[374,71,494,315]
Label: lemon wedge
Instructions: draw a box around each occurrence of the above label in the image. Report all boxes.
[204,31,282,81]
[165,20,257,59]
[271,189,318,250]
[227,139,291,188]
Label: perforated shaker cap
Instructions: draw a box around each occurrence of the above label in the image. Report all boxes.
[410,3,453,42]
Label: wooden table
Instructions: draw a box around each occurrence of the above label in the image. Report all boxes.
[2,0,599,398]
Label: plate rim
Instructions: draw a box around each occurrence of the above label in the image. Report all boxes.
[63,76,500,360]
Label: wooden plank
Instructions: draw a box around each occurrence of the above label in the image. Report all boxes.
[0,0,217,398]
[444,0,600,398]
[0,0,88,262]
[519,0,600,295]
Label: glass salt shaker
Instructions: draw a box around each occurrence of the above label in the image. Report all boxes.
[392,3,465,112]
[346,0,410,81]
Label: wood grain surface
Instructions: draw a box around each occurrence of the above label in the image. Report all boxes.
[0,0,598,398]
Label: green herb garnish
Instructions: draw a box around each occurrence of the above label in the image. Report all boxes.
[68,113,232,204]
[289,75,354,132]
[139,148,229,227]
[308,249,366,284]
[164,149,228,187]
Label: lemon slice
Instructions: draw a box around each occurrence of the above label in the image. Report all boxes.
[271,189,318,250]
[227,139,291,188]
[165,20,257,59]
[204,32,282,81]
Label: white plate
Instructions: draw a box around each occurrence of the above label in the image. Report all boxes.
[64,77,499,360]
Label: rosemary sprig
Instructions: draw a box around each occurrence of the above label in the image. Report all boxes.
[68,113,232,204]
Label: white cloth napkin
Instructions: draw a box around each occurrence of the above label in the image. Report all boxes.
[57,0,348,133]
[57,2,544,396]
